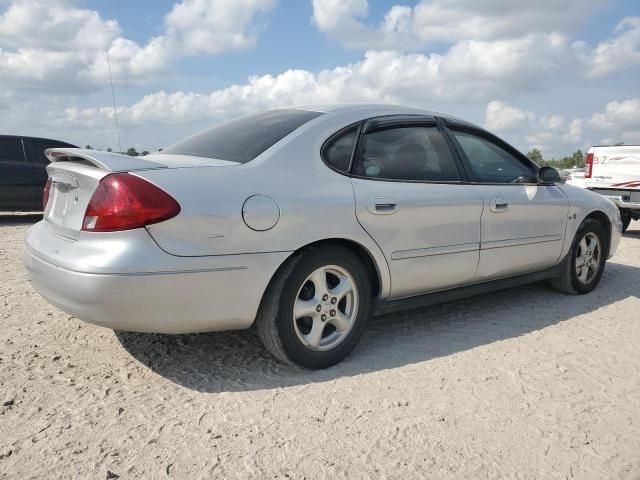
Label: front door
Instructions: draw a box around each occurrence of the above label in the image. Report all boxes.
[447,127,569,280]
[351,119,484,298]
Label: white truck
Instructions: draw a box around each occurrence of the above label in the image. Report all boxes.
[567,145,640,232]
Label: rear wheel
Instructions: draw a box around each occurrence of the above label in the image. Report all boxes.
[257,247,372,369]
[550,218,607,295]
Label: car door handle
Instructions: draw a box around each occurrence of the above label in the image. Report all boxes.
[489,197,509,213]
[366,197,398,215]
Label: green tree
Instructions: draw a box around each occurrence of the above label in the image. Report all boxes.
[106,147,112,152]
[570,149,584,168]
[141,150,150,156]
[126,147,138,157]
[526,148,543,164]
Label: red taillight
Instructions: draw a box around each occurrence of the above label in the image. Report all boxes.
[585,152,594,178]
[82,173,181,232]
[43,178,52,211]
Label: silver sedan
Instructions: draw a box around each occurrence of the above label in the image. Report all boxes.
[23,104,622,369]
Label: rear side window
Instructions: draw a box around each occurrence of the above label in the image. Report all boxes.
[322,126,358,172]
[451,130,535,183]
[353,126,460,182]
[159,109,323,163]
[0,138,24,163]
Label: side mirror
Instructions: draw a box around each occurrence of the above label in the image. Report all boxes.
[539,166,563,183]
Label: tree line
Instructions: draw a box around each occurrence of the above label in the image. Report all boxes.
[83,145,150,156]
[526,148,585,170]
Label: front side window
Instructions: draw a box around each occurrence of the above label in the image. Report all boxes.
[322,126,358,173]
[159,109,323,163]
[0,138,24,163]
[451,130,535,183]
[353,126,459,182]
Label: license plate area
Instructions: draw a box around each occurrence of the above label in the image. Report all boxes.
[45,174,80,228]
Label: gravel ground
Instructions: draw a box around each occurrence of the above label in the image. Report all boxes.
[1,216,639,479]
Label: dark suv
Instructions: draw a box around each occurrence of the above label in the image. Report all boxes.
[0,135,77,211]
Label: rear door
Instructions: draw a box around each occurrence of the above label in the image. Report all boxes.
[350,116,484,298]
[0,136,33,210]
[446,124,569,280]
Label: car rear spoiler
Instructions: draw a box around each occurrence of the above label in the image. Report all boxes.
[45,148,167,172]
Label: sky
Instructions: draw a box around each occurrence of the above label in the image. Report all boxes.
[1,0,639,157]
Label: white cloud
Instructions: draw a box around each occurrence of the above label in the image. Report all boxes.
[312,0,608,48]
[2,1,638,157]
[591,98,640,129]
[0,0,277,90]
[410,0,607,44]
[484,99,640,155]
[590,17,640,76]
[485,101,536,131]
[311,0,640,80]
[166,0,276,54]
[589,98,640,144]
[61,32,593,128]
[484,100,585,154]
[0,0,120,51]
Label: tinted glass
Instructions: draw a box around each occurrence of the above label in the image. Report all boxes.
[323,126,358,172]
[160,109,323,163]
[452,130,534,183]
[0,138,24,163]
[354,126,459,181]
[28,139,73,164]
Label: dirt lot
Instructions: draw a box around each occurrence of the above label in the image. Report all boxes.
[1,216,639,479]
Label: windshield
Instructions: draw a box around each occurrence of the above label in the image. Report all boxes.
[158,109,323,163]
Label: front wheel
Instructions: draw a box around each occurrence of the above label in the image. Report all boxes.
[550,218,607,295]
[256,246,372,369]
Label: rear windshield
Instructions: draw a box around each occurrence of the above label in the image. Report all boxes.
[159,109,323,163]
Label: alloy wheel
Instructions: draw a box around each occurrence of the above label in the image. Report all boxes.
[292,265,359,351]
[575,232,601,284]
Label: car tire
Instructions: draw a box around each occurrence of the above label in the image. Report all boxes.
[550,218,607,295]
[256,246,372,369]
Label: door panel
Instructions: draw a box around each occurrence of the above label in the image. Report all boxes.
[353,179,483,298]
[0,137,39,210]
[350,121,483,298]
[23,138,54,209]
[446,127,570,280]
[476,184,569,279]
[0,161,46,210]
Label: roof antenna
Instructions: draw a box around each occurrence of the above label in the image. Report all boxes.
[106,51,122,153]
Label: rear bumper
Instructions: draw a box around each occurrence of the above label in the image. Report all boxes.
[23,221,290,334]
[589,188,640,210]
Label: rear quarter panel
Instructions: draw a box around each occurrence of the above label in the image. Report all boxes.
[138,111,393,296]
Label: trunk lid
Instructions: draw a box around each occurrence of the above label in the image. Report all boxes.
[43,148,238,239]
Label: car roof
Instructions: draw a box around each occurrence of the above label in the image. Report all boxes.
[0,134,76,145]
[292,103,455,119]
[288,103,481,130]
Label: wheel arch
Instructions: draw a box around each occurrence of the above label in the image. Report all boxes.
[298,238,383,298]
[260,237,388,311]
[584,209,612,256]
